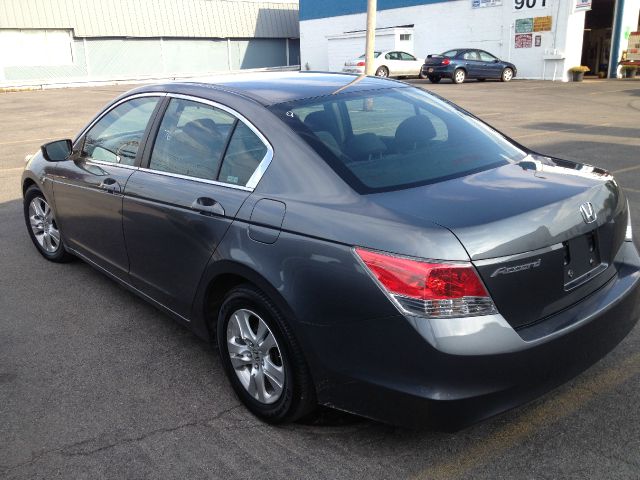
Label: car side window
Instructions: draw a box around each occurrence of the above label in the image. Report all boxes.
[385,52,400,60]
[218,122,268,186]
[463,51,480,61]
[149,98,235,181]
[478,51,497,62]
[400,52,416,61]
[83,97,159,165]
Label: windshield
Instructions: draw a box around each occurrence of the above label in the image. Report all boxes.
[269,87,526,193]
[358,52,382,59]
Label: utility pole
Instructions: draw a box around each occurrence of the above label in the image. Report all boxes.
[364,0,377,76]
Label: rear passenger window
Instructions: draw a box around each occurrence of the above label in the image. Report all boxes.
[149,98,235,180]
[149,97,269,187]
[219,123,268,186]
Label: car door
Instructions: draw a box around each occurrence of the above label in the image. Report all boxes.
[52,94,162,278]
[461,50,483,78]
[122,95,272,318]
[478,50,503,79]
[384,52,402,76]
[398,52,420,75]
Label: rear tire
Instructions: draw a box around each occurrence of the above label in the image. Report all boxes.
[428,75,441,83]
[453,69,466,84]
[501,68,514,82]
[375,66,389,78]
[217,284,316,424]
[23,185,73,263]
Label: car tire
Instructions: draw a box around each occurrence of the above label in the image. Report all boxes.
[217,284,316,424]
[23,185,73,263]
[375,66,389,78]
[427,75,441,83]
[501,68,514,82]
[419,70,428,80]
[477,78,486,82]
[453,69,466,84]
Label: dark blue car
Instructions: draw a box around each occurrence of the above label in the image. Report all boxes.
[421,48,517,84]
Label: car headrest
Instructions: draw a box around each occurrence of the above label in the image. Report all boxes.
[394,115,437,152]
[181,118,222,144]
[344,133,387,162]
[304,111,334,134]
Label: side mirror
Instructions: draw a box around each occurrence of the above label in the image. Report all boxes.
[41,139,72,162]
[493,59,500,63]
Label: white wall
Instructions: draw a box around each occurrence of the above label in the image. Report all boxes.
[300,0,587,81]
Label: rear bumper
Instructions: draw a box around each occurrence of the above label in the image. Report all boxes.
[314,241,640,430]
[342,66,365,75]
[421,65,454,77]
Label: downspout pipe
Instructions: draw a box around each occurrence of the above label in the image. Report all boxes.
[609,0,626,78]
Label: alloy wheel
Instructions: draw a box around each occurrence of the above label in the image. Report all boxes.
[29,197,60,253]
[226,308,285,404]
[503,68,513,82]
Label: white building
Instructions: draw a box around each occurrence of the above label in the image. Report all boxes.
[300,0,640,81]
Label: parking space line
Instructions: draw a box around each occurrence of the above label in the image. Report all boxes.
[514,123,612,140]
[0,166,25,174]
[613,165,640,175]
[411,351,640,480]
[0,137,57,146]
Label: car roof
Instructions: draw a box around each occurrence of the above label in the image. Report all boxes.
[132,71,408,106]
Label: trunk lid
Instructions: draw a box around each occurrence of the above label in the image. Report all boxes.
[369,157,628,328]
[424,55,446,66]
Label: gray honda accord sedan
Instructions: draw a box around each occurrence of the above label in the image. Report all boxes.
[22,72,640,429]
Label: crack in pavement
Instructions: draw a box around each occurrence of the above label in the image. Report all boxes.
[0,404,244,473]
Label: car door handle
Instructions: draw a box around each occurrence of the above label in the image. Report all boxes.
[190,197,225,216]
[99,178,121,194]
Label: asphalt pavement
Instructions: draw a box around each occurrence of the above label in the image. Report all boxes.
[1,78,639,479]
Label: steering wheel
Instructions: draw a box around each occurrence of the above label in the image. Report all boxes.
[115,140,139,164]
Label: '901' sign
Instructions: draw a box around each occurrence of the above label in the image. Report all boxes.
[514,0,549,9]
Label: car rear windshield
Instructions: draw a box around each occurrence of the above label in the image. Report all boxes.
[358,52,382,58]
[269,87,526,193]
[442,50,459,57]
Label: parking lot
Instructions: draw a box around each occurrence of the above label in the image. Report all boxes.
[1,78,639,479]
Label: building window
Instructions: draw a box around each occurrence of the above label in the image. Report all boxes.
[400,34,412,41]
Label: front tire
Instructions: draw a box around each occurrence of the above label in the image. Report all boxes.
[501,68,514,82]
[217,284,316,423]
[453,68,466,84]
[375,66,389,78]
[23,185,73,262]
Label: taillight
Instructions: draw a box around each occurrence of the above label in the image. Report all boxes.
[355,248,497,318]
[441,58,450,66]
[356,61,365,67]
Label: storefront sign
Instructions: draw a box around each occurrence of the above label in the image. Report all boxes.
[533,16,552,31]
[575,0,592,11]
[472,0,502,8]
[515,33,533,48]
[515,18,533,33]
